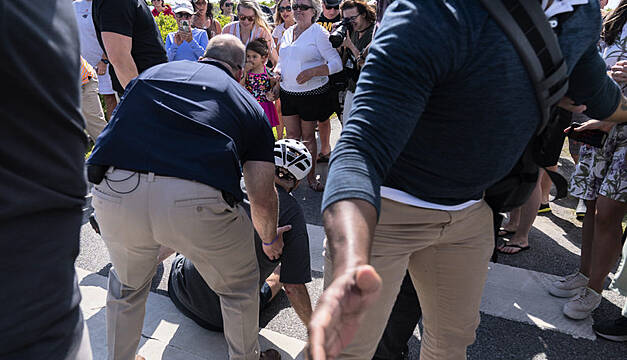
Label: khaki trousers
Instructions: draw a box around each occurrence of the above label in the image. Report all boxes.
[92,169,260,360]
[324,198,493,360]
[81,77,107,141]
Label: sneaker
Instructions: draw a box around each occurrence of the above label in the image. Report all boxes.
[260,349,281,360]
[549,272,588,298]
[563,287,602,320]
[593,316,627,342]
[575,199,586,220]
[538,203,551,214]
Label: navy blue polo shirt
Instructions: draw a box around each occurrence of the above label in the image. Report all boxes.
[88,60,275,201]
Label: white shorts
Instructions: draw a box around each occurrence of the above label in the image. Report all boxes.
[96,65,115,95]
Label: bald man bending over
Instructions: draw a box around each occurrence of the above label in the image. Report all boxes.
[87,35,282,360]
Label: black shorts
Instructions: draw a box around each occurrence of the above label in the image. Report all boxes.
[280,83,335,121]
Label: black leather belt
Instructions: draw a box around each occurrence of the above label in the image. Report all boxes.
[86,164,238,208]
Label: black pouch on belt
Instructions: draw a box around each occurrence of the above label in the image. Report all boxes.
[87,164,108,184]
[221,190,237,208]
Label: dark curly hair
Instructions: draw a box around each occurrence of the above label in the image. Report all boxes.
[339,0,376,24]
[603,0,627,46]
[246,38,269,57]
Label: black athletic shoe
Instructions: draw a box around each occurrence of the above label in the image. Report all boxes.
[593,316,627,342]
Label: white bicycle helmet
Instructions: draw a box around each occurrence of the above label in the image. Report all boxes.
[274,139,313,181]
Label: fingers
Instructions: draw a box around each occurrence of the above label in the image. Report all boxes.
[557,96,587,113]
[354,265,382,298]
[572,119,600,132]
[277,224,292,235]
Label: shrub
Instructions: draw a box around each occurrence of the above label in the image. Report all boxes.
[155,12,178,43]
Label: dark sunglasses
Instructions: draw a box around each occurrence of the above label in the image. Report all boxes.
[175,13,193,19]
[292,4,313,11]
[324,4,339,9]
[278,5,292,12]
[223,2,234,7]
[343,14,359,22]
[239,15,255,21]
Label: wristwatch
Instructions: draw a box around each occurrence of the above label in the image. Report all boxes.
[100,58,109,64]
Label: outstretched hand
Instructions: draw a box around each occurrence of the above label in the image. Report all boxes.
[307,265,382,360]
[565,119,615,133]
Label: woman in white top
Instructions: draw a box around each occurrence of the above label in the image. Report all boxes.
[276,0,342,191]
[222,0,278,65]
[273,0,295,47]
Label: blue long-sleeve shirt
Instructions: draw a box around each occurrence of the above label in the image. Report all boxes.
[322,0,621,215]
[165,28,209,61]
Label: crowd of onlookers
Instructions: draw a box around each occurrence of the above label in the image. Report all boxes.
[76,0,375,191]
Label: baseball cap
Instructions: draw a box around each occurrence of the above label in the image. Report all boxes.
[173,1,195,14]
[323,0,342,7]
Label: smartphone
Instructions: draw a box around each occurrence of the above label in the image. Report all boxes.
[567,122,608,148]
[180,20,191,33]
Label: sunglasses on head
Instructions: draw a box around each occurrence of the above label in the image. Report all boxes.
[325,4,339,9]
[239,15,255,21]
[292,4,313,11]
[194,0,207,5]
[175,13,193,19]
[278,5,292,12]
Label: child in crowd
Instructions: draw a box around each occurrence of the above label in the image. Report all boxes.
[241,38,281,134]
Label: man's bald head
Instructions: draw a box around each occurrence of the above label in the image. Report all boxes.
[202,34,246,72]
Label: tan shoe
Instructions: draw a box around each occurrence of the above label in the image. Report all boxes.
[260,348,281,360]
[135,355,146,360]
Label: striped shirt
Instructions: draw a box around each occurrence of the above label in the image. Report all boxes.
[80,56,96,85]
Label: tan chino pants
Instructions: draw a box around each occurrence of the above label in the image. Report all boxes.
[92,169,260,360]
[81,77,107,141]
[324,198,494,360]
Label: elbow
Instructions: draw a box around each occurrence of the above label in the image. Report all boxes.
[106,50,128,69]
[328,61,342,75]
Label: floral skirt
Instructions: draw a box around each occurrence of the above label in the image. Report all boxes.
[568,123,627,203]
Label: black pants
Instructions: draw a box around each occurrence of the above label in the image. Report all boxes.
[0,209,84,359]
[372,271,422,360]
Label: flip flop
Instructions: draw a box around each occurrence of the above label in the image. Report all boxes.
[317,152,331,163]
[538,203,551,214]
[497,243,530,255]
[498,228,516,237]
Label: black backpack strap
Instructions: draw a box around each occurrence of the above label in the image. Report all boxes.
[478,0,569,134]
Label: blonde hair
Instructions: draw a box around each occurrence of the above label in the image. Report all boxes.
[238,0,272,35]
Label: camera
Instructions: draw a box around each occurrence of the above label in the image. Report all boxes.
[567,123,608,148]
[329,18,353,48]
[180,20,191,33]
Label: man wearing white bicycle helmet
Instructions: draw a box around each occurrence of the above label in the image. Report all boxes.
[167,139,316,330]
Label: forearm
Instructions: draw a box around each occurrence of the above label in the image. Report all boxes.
[323,199,377,278]
[603,95,627,123]
[284,283,313,325]
[166,45,178,61]
[308,64,329,77]
[113,56,139,89]
[249,187,279,243]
